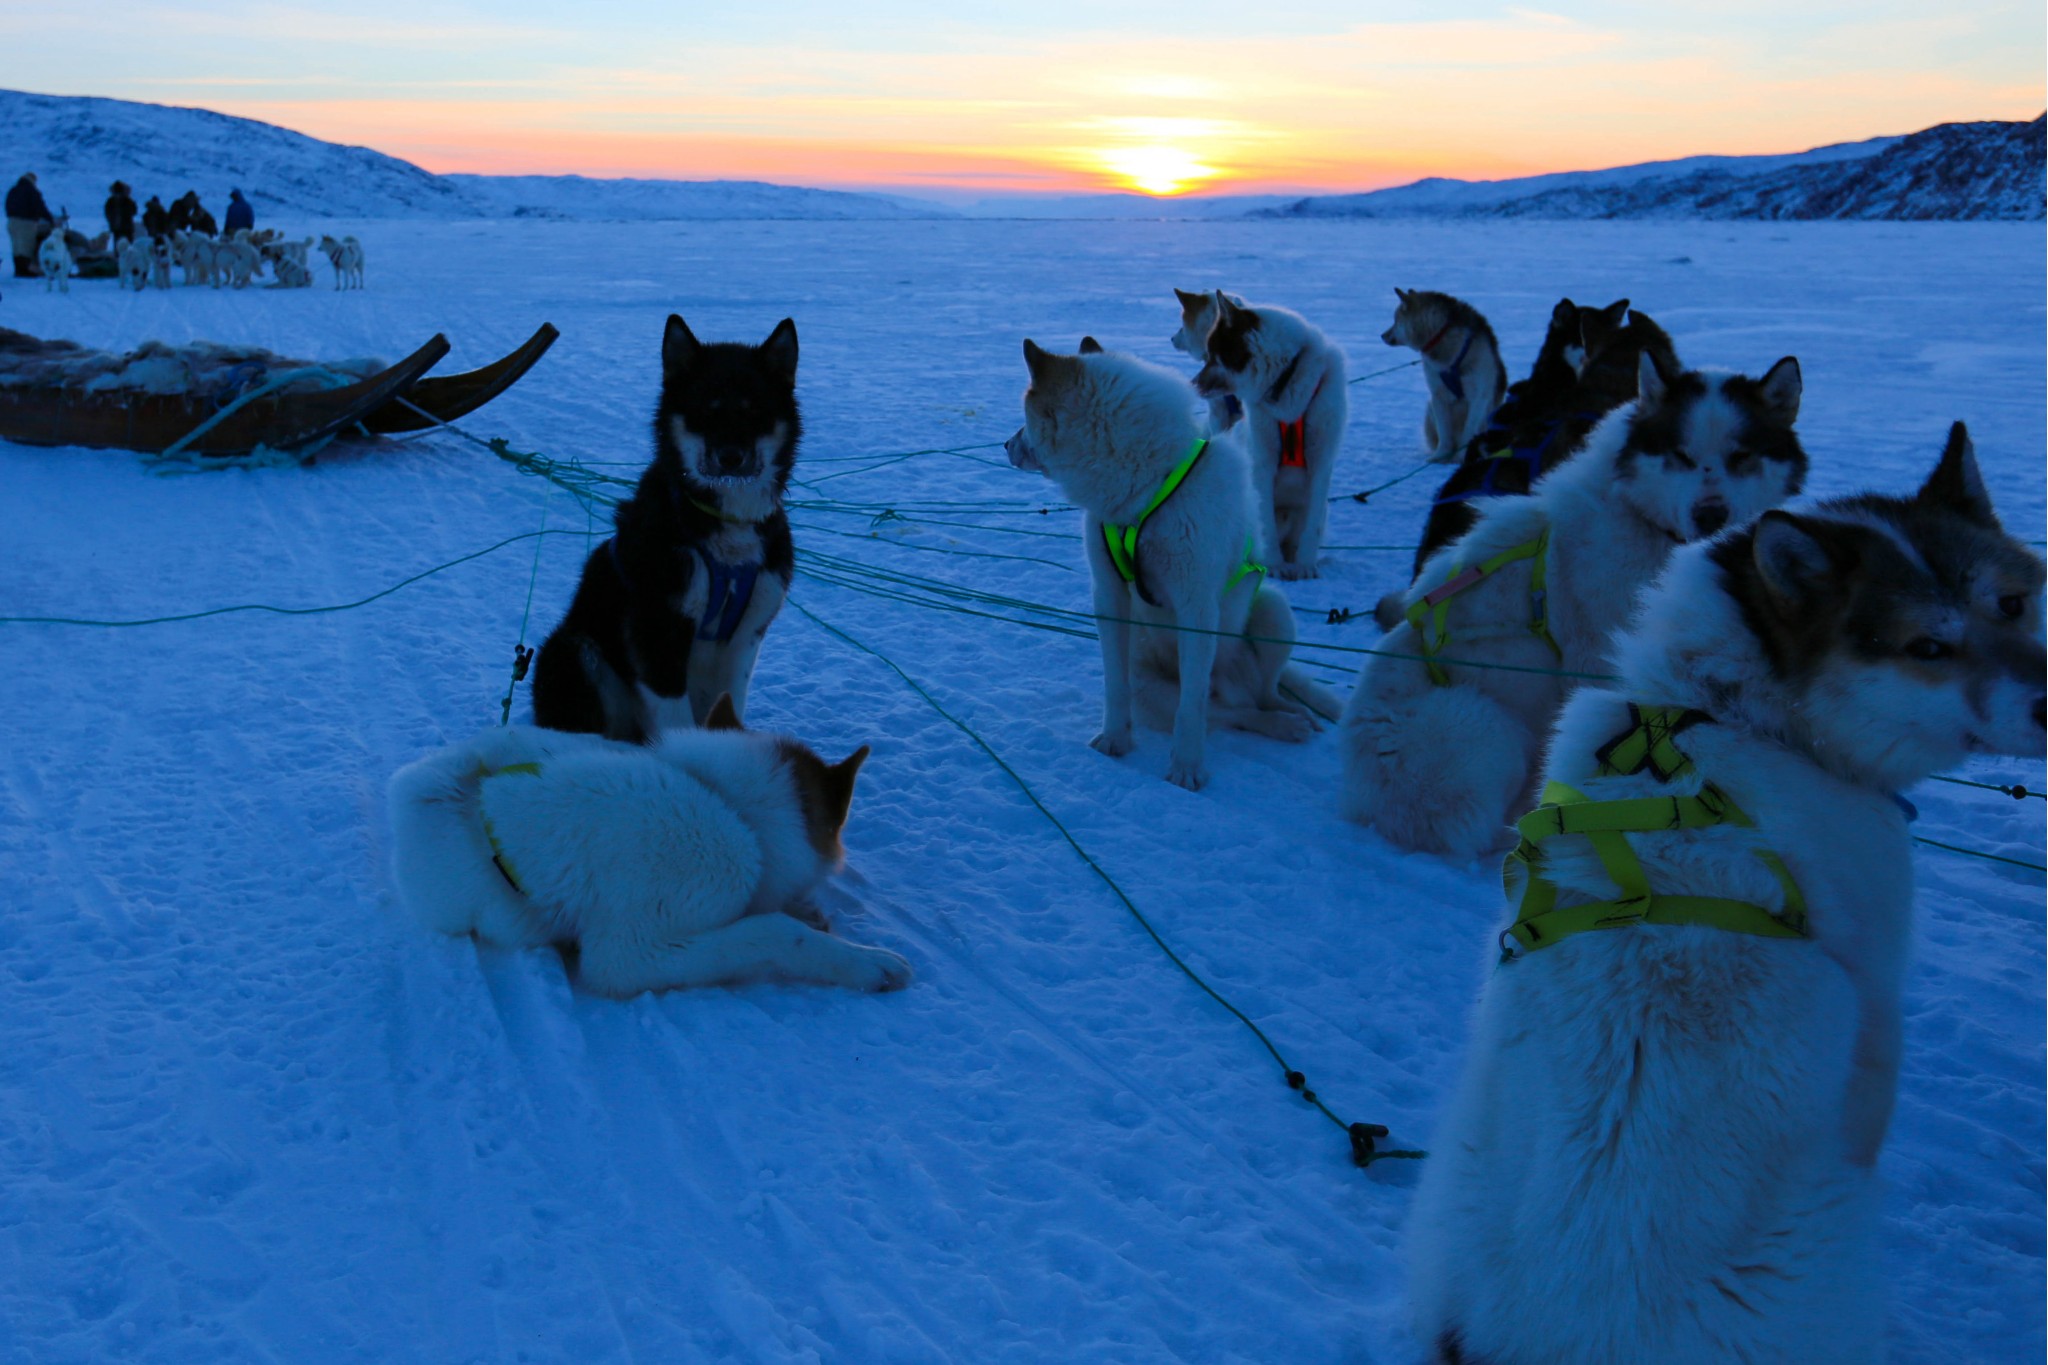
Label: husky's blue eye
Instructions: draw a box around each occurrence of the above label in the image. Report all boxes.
[1904,637,1954,661]
[1998,595,2026,619]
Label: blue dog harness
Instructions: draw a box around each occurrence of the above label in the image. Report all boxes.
[606,537,764,645]
[1436,331,1477,402]
[695,554,762,644]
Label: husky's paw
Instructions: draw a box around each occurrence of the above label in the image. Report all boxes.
[850,948,913,993]
[1275,561,1319,581]
[1091,728,1136,758]
[1164,756,1210,791]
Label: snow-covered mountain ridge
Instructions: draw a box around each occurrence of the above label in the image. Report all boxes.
[1258,116,2046,222]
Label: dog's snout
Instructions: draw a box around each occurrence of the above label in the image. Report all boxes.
[1693,499,1730,537]
[714,447,749,474]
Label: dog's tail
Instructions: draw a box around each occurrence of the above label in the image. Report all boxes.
[1277,665,1345,724]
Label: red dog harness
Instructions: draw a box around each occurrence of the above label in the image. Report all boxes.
[1276,374,1327,469]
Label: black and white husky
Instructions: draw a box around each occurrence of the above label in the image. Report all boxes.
[1007,340,1334,791]
[1380,288,1508,463]
[533,316,799,742]
[1408,424,2045,1365]
[1340,350,1807,857]
[1189,293,1349,579]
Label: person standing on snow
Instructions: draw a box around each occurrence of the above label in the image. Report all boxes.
[224,189,254,235]
[6,172,55,277]
[105,181,138,243]
[141,194,169,240]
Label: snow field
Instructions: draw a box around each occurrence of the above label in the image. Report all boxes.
[0,217,2042,1363]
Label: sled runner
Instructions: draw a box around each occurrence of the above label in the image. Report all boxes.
[359,322,560,434]
[0,323,559,458]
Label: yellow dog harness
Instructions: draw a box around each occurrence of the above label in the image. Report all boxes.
[1100,438,1265,606]
[1406,528,1560,685]
[478,760,542,894]
[1499,704,1810,962]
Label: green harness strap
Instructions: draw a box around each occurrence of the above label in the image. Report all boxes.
[1499,706,1810,961]
[1100,438,1266,597]
[478,760,543,894]
[1405,528,1560,685]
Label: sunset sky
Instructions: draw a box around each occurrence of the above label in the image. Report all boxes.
[11,1,2044,198]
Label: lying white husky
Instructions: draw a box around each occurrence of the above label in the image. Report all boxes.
[1407,424,2045,1364]
[1006,339,1334,791]
[387,697,910,996]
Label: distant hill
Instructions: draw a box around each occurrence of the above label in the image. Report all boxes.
[1257,116,2046,222]
[2,89,950,223]
[1,88,475,223]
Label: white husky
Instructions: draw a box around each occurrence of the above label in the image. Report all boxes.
[1006,340,1334,791]
[1340,352,1807,857]
[1407,424,2046,1365]
[1187,293,1350,579]
[388,697,911,997]
[118,236,152,291]
[320,233,365,289]
[36,230,71,292]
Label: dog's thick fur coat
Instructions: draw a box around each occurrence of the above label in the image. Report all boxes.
[534,315,799,742]
[1341,351,1808,856]
[1008,340,1335,790]
[1190,293,1349,578]
[1407,425,2046,1364]
[388,701,910,996]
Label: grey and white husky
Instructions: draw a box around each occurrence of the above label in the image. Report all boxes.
[1007,340,1335,791]
[1340,350,1808,857]
[1381,288,1508,463]
[1408,423,2045,1365]
[1189,293,1350,579]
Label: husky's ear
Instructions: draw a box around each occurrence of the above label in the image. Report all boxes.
[703,693,744,731]
[1580,298,1629,354]
[663,314,700,371]
[1916,421,1998,526]
[1394,286,1411,303]
[1755,356,1801,426]
[1549,297,1579,327]
[1023,338,1078,389]
[1078,335,1104,354]
[1173,287,1206,310]
[759,318,799,381]
[1214,291,1246,323]
[1752,511,1857,615]
[824,745,871,829]
[1637,347,1679,407]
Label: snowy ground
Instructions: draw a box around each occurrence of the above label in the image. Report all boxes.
[1,218,2042,1365]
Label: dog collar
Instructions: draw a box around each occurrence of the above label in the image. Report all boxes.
[668,478,763,526]
[1418,321,1454,357]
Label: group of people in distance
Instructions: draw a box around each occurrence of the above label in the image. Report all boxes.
[6,172,255,278]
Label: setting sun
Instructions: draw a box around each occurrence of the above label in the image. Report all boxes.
[1097,143,1217,196]
[1105,143,1212,196]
